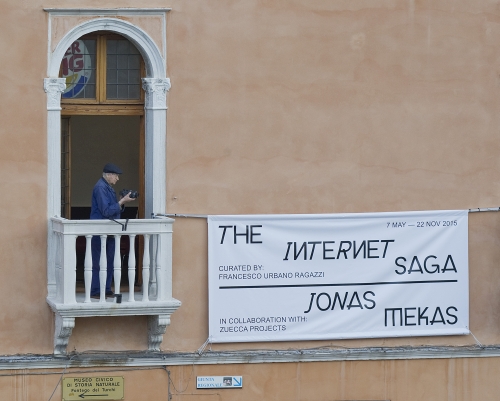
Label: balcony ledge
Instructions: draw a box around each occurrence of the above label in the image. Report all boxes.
[47,296,181,318]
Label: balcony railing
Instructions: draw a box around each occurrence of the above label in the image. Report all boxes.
[47,216,181,355]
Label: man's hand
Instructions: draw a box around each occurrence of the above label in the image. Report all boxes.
[119,192,135,207]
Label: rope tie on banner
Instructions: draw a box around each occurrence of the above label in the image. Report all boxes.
[153,213,208,219]
[470,331,484,348]
[196,337,212,355]
[468,207,500,213]
[154,209,500,218]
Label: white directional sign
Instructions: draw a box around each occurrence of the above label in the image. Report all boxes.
[208,210,469,342]
[197,376,243,388]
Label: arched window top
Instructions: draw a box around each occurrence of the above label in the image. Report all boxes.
[60,33,145,104]
[49,17,166,80]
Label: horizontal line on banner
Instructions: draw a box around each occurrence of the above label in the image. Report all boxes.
[219,279,458,290]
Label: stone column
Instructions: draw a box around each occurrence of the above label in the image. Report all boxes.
[44,78,66,299]
[142,78,171,218]
[143,79,171,349]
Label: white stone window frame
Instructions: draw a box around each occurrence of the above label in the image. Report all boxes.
[44,10,171,298]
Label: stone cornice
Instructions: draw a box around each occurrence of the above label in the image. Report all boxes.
[43,8,172,15]
[2,346,500,370]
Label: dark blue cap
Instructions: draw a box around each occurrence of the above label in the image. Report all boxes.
[103,163,123,174]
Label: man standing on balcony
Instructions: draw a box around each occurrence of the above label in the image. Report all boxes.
[90,163,135,299]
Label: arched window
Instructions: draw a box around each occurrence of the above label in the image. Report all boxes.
[46,16,171,301]
[60,33,145,103]
[59,33,146,219]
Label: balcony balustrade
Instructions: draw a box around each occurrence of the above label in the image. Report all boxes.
[47,216,181,355]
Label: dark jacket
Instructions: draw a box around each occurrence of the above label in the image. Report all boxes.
[90,177,122,219]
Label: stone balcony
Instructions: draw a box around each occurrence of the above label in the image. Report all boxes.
[47,216,181,355]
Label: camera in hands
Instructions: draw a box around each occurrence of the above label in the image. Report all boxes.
[120,189,139,199]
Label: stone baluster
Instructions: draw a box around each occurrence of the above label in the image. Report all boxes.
[142,234,151,302]
[113,235,121,296]
[84,235,93,303]
[55,232,63,302]
[149,234,157,298]
[128,234,136,302]
[63,234,77,304]
[99,235,107,302]
[155,235,162,300]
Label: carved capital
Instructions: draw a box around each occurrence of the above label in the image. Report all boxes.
[142,78,171,110]
[54,314,75,355]
[44,78,66,111]
[147,314,171,351]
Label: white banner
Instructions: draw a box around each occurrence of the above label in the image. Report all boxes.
[208,210,469,343]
